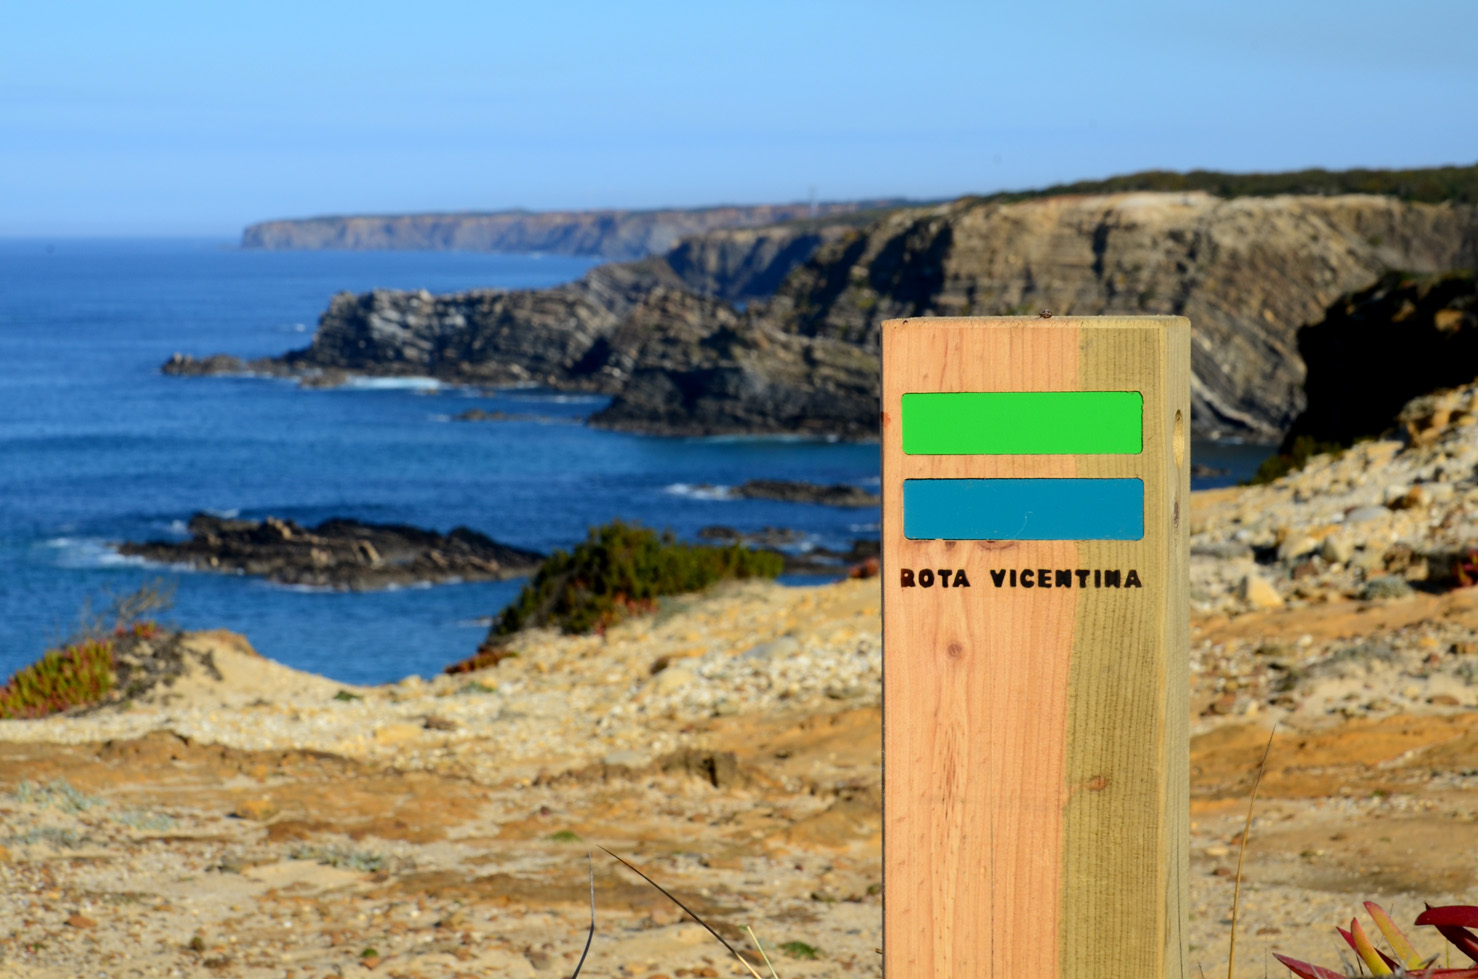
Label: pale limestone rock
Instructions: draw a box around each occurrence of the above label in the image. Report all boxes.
[1237,573,1284,609]
[1320,536,1355,564]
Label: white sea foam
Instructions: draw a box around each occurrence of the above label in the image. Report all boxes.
[44,537,154,571]
[663,482,733,501]
[849,521,881,533]
[343,376,442,392]
[204,508,240,519]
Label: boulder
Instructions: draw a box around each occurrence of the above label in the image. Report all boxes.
[1237,573,1285,609]
[116,514,542,590]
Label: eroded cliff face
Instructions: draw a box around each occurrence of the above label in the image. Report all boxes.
[241,201,899,261]
[585,288,879,438]
[771,192,1478,439]
[1285,270,1478,448]
[662,221,861,301]
[281,260,679,388]
[219,192,1478,441]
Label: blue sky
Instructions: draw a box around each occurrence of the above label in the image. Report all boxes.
[4,0,1476,235]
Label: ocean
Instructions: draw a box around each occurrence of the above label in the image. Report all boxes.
[0,239,1266,685]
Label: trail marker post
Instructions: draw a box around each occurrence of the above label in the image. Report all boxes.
[881,316,1190,979]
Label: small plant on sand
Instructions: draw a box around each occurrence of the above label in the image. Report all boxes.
[1275,902,1478,979]
[779,940,820,960]
[0,581,178,719]
[288,844,386,873]
[10,779,106,812]
[0,636,118,719]
[447,521,783,672]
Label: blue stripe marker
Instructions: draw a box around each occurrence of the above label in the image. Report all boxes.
[903,478,1144,541]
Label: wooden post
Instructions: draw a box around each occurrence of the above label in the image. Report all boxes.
[881,316,1190,979]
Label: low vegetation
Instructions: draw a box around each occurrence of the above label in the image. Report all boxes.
[0,581,175,719]
[0,635,119,719]
[1276,901,1478,979]
[448,521,783,672]
[969,163,1478,207]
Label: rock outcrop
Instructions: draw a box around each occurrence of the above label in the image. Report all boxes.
[662,219,865,301]
[278,260,674,389]
[730,479,881,506]
[117,514,542,590]
[1283,271,1478,448]
[190,188,1478,442]
[768,193,1478,439]
[585,296,880,437]
[241,200,901,260]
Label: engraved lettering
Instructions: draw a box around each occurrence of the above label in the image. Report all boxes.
[1125,569,1143,588]
[953,569,971,588]
[919,569,935,588]
[1021,569,1034,588]
[1076,569,1090,587]
[937,568,952,588]
[1055,569,1071,588]
[900,568,916,587]
[990,569,1007,587]
[1038,568,1051,588]
[1095,569,1102,588]
[1105,569,1122,588]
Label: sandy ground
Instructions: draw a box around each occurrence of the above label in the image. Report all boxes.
[14,381,1478,979]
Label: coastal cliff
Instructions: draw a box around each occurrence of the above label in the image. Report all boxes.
[767,192,1478,438]
[196,182,1478,441]
[242,200,900,260]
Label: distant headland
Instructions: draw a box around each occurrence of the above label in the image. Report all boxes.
[240,199,910,261]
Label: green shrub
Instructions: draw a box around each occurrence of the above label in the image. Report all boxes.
[780,940,821,960]
[450,522,783,671]
[0,634,119,719]
[964,163,1478,208]
[1,580,180,719]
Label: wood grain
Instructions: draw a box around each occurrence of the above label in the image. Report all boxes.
[881,316,1189,979]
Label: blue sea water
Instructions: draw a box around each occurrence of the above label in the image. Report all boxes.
[0,239,1265,686]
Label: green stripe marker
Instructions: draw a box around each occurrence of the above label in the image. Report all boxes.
[902,391,1142,455]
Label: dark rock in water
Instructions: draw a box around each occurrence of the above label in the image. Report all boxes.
[697,525,878,574]
[1189,463,1230,478]
[161,353,291,377]
[161,352,337,386]
[779,538,880,575]
[731,479,880,506]
[1282,271,1478,450]
[279,261,673,388]
[452,408,576,424]
[697,525,809,549]
[117,514,542,590]
[454,409,518,422]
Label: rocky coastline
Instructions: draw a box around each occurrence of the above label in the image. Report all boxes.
[10,385,1478,974]
[241,199,900,260]
[116,513,543,590]
[175,184,1478,444]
